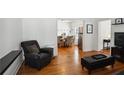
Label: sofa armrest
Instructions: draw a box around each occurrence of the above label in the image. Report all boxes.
[40,48,53,57]
[25,53,40,60]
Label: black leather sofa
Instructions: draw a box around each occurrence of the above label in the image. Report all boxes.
[21,40,53,70]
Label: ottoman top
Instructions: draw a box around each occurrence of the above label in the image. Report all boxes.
[82,54,111,63]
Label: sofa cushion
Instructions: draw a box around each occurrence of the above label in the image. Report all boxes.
[26,44,40,54]
[38,53,49,58]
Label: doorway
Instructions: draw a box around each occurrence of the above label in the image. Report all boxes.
[57,19,83,50]
[98,20,111,51]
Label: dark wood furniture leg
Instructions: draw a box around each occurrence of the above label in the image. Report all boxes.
[112,64,114,68]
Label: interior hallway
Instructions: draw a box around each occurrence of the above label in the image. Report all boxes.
[18,46,124,75]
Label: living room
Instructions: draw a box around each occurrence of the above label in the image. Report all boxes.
[1,0,124,93]
[1,18,124,75]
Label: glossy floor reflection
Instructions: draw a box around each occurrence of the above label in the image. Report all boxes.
[18,46,124,75]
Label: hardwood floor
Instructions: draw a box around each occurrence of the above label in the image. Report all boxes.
[17,46,124,75]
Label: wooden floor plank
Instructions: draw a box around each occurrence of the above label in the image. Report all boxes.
[17,46,124,75]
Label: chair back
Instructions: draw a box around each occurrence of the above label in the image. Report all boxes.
[21,40,40,54]
[57,36,61,44]
[65,36,74,46]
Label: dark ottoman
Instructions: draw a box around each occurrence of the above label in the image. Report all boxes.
[81,54,115,74]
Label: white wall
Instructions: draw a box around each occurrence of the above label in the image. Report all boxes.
[0,18,23,58]
[71,20,83,28]
[0,18,23,75]
[82,18,112,52]
[22,18,58,56]
[98,20,111,51]
[0,18,113,58]
[83,18,98,51]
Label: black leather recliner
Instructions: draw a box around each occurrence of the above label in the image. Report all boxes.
[21,40,53,70]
